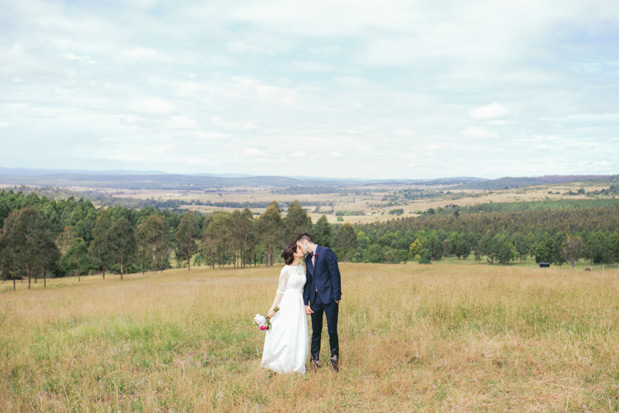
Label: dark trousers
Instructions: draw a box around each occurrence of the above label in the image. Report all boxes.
[310,292,339,360]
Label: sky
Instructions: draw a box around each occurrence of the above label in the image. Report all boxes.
[1,0,619,180]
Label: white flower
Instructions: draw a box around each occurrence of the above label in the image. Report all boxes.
[254,314,267,326]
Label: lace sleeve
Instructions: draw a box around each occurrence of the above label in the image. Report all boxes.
[270,266,288,311]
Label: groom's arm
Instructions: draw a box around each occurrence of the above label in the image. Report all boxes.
[303,269,311,306]
[326,249,342,302]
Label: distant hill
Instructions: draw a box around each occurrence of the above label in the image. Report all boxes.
[458,175,613,190]
[0,168,485,189]
[0,168,613,191]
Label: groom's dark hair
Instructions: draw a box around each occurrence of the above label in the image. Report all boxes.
[296,233,313,243]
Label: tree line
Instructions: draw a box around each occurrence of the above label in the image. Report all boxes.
[1,190,619,291]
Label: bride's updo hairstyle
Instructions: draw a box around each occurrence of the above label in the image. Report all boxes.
[281,243,297,265]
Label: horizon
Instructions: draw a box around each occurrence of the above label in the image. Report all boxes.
[2,1,619,178]
[0,165,613,183]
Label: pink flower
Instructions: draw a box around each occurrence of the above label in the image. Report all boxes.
[260,325,267,330]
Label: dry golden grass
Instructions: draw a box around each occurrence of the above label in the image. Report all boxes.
[2,262,619,411]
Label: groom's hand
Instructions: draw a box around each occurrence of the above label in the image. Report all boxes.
[335,300,340,304]
[305,305,314,315]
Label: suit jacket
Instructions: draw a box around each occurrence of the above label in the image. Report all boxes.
[303,245,342,306]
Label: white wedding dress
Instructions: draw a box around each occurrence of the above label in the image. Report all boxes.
[261,264,309,374]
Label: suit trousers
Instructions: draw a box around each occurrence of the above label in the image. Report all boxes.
[310,292,339,360]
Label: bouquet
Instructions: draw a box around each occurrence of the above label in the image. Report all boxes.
[254,307,279,331]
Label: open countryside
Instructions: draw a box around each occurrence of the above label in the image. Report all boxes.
[2,262,619,411]
[2,172,619,410]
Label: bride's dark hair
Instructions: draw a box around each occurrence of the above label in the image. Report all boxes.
[281,243,297,265]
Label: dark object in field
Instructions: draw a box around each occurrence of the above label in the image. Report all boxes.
[539,262,550,268]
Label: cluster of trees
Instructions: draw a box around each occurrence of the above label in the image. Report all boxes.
[0,191,358,290]
[2,190,619,291]
[351,206,619,265]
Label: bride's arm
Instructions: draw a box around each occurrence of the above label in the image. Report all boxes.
[269,267,288,316]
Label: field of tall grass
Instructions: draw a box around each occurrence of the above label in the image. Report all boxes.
[1,262,618,411]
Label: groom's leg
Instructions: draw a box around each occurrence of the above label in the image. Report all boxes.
[324,301,339,359]
[310,295,324,360]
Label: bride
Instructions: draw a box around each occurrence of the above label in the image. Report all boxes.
[261,243,309,374]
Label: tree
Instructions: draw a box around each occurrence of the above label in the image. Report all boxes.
[487,233,515,265]
[418,249,432,264]
[512,232,528,262]
[427,231,443,260]
[1,207,59,290]
[237,208,254,268]
[561,235,583,268]
[313,215,332,248]
[284,201,312,242]
[56,226,76,255]
[36,235,61,288]
[175,211,200,270]
[204,211,233,268]
[259,202,283,266]
[201,215,217,269]
[409,238,422,258]
[368,244,384,263]
[583,231,613,264]
[0,231,20,290]
[89,210,113,279]
[333,223,356,261]
[137,215,170,274]
[60,238,95,281]
[107,217,137,280]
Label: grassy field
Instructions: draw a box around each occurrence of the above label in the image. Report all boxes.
[2,263,619,411]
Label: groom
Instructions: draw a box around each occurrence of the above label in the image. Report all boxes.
[296,233,341,372]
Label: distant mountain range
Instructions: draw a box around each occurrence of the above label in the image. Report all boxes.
[0,167,613,191]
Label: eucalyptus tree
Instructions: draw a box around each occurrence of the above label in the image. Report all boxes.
[284,200,312,243]
[60,238,94,282]
[175,211,200,271]
[260,201,284,266]
[203,211,233,268]
[1,207,59,290]
[137,214,170,274]
[313,215,332,248]
[89,209,113,279]
[107,217,137,280]
[333,222,357,261]
[561,235,584,268]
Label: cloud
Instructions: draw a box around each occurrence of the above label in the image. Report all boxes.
[196,131,227,140]
[127,98,173,114]
[291,151,306,158]
[171,116,199,129]
[394,129,415,137]
[245,148,265,156]
[123,46,168,61]
[1,0,618,178]
[469,103,511,120]
[462,126,499,139]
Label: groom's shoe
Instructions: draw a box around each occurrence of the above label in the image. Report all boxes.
[330,355,339,373]
[311,358,321,372]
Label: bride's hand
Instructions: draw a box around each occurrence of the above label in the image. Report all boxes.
[268,309,275,318]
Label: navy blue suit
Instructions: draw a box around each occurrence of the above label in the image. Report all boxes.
[303,245,341,361]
